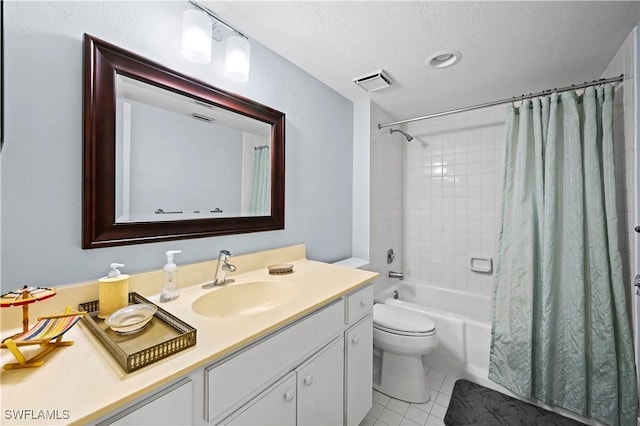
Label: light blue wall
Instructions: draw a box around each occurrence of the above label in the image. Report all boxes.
[1,1,354,290]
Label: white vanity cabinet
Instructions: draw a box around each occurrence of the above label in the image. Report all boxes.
[205,300,346,423]
[222,337,344,426]
[95,377,194,426]
[95,284,374,426]
[212,284,373,426]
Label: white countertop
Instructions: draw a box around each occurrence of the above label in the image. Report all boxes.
[0,246,377,425]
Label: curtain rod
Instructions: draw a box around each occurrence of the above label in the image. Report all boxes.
[378,74,624,129]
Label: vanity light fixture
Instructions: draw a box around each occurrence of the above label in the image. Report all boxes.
[182,1,251,82]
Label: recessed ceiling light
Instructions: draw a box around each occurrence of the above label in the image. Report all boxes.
[426,50,462,69]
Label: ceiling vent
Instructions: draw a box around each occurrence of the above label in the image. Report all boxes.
[191,113,215,123]
[353,69,393,93]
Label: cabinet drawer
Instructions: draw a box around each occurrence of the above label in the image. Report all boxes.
[345,285,373,324]
[205,299,345,422]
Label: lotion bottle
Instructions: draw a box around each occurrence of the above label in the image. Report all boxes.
[160,250,182,302]
[98,263,130,319]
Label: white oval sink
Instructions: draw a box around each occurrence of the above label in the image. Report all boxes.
[192,280,298,318]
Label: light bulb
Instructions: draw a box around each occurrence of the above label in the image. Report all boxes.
[224,36,251,82]
[181,9,212,64]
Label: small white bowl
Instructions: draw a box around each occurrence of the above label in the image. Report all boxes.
[105,304,157,334]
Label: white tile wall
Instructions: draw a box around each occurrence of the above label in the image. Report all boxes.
[369,103,404,294]
[402,106,506,296]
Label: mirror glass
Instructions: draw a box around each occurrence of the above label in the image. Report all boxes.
[115,74,272,222]
[83,34,285,249]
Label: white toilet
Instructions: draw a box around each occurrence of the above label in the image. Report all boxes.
[372,303,438,403]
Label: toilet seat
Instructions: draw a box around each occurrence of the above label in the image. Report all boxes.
[373,304,436,336]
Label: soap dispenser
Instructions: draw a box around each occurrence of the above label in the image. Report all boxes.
[98,263,130,319]
[160,250,182,302]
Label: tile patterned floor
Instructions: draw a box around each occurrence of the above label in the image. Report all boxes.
[360,369,457,426]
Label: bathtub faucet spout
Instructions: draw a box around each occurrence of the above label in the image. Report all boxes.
[389,271,404,280]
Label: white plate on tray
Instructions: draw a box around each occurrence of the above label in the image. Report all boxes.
[105,303,157,334]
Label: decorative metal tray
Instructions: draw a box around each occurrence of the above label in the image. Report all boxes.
[79,292,196,373]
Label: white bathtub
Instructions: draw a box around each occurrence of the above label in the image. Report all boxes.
[377,282,603,424]
[378,281,493,386]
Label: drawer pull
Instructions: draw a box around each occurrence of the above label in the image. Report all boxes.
[284,389,295,402]
[351,335,359,344]
[303,375,314,386]
[360,299,366,307]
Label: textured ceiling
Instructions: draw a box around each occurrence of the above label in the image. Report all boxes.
[208,1,639,123]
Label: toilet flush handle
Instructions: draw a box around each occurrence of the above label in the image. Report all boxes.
[351,335,359,344]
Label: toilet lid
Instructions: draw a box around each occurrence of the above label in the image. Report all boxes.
[373,303,436,334]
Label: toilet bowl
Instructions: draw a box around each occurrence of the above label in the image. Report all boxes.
[372,303,438,403]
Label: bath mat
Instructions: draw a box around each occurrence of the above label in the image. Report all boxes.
[444,379,586,426]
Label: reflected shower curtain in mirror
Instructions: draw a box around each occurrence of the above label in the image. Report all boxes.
[250,146,270,215]
[489,85,637,426]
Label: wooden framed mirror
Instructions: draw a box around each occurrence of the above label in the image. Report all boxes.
[83,34,285,249]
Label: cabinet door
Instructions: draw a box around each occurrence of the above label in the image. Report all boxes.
[345,315,373,426]
[296,337,344,426]
[222,373,296,426]
[103,378,193,426]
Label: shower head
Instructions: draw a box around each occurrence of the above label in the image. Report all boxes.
[389,128,413,142]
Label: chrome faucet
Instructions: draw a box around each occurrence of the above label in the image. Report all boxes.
[388,271,404,280]
[202,250,237,288]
